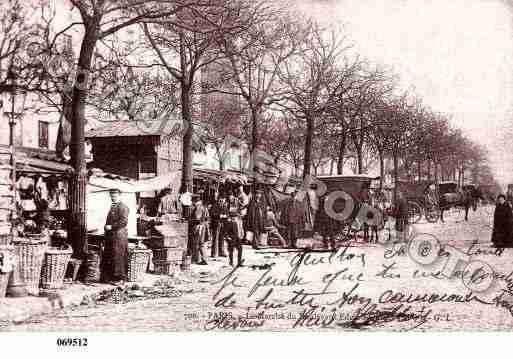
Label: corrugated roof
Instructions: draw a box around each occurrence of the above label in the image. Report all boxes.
[86,120,182,138]
[86,120,205,151]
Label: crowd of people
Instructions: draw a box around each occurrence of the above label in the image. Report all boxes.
[186,185,307,267]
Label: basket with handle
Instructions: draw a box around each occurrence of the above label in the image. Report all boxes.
[40,245,73,290]
[127,248,151,282]
[12,236,48,295]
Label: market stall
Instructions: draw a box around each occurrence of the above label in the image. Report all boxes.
[0,154,74,297]
[87,169,188,278]
[193,167,249,203]
[15,154,73,237]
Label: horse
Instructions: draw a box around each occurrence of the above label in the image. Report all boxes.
[439,187,478,222]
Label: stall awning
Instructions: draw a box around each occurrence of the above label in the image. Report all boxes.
[16,156,73,176]
[193,168,248,185]
[88,169,178,193]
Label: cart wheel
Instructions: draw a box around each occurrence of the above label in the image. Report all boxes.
[408,201,423,224]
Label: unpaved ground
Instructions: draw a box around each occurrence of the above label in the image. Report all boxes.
[3,205,513,332]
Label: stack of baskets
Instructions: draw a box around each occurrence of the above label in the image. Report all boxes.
[145,221,187,275]
[12,236,48,296]
[40,245,73,290]
[127,247,152,282]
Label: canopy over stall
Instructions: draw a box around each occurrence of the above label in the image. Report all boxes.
[16,152,73,176]
[87,169,178,237]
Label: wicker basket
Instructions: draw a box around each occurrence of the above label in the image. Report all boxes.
[0,245,14,298]
[40,246,73,289]
[12,237,48,295]
[127,248,151,282]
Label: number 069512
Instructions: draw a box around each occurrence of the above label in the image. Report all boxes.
[56,338,88,347]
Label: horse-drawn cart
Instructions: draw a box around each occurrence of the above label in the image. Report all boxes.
[313,175,384,241]
[395,180,440,224]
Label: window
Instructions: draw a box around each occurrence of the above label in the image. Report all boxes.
[39,121,49,148]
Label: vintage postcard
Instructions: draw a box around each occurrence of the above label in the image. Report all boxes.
[1,0,513,348]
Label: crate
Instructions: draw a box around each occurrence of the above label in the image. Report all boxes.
[153,260,181,275]
[144,236,186,249]
[152,247,184,262]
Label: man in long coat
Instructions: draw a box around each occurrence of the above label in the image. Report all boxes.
[102,188,129,285]
[246,189,266,249]
[282,189,306,248]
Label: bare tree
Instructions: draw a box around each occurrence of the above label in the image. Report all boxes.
[0,0,45,94]
[324,57,365,174]
[38,0,235,259]
[142,0,253,191]
[346,66,393,174]
[277,24,349,179]
[200,93,244,170]
[217,4,305,180]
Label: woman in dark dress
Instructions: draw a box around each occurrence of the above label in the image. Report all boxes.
[491,194,513,248]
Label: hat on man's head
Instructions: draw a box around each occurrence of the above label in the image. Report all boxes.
[109,188,122,194]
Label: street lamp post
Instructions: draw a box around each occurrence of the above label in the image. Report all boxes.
[4,70,27,242]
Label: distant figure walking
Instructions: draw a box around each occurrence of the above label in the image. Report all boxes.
[491,194,513,248]
[394,191,410,242]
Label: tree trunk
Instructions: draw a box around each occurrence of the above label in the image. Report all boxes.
[337,133,346,175]
[393,152,399,203]
[329,159,334,175]
[250,106,259,156]
[303,115,314,179]
[69,22,99,259]
[249,105,259,191]
[378,149,384,190]
[217,147,225,171]
[427,160,431,181]
[418,160,421,181]
[181,85,193,192]
[356,144,363,174]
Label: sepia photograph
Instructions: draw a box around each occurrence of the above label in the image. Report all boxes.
[1,0,513,353]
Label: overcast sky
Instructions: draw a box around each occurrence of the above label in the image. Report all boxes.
[295,0,513,187]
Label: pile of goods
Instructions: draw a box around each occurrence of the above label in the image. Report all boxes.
[145,220,188,275]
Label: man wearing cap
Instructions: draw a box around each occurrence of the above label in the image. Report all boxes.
[188,193,209,265]
[102,188,129,285]
[282,189,306,248]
